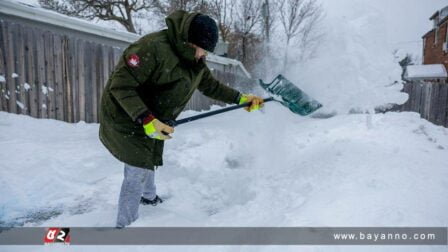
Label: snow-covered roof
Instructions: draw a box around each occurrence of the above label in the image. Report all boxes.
[430,5,448,21]
[0,0,140,43]
[206,53,251,78]
[404,64,448,80]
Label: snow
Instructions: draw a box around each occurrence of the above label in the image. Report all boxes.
[11,73,19,78]
[3,0,161,39]
[41,85,48,95]
[275,0,447,115]
[284,0,407,115]
[1,105,448,251]
[15,101,24,109]
[23,83,31,90]
[438,6,448,21]
[207,53,251,78]
[405,64,448,79]
[1,0,140,43]
[1,1,448,251]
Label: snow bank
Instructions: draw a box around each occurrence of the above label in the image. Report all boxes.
[1,106,448,251]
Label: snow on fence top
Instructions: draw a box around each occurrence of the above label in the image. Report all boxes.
[404,64,448,80]
[0,0,140,43]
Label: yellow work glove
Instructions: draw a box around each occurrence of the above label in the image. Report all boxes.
[142,114,174,140]
[239,94,264,112]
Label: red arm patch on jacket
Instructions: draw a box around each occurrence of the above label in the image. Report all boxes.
[127,54,140,68]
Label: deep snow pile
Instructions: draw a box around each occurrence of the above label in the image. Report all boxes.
[1,106,448,251]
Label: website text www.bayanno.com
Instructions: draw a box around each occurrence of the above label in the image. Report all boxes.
[334,231,436,242]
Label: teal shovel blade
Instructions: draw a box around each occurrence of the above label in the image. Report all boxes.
[259,74,322,116]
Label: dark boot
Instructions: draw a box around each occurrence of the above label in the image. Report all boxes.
[140,195,163,206]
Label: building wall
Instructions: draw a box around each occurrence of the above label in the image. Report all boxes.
[423,18,448,70]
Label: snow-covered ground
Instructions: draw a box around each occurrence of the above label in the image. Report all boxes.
[1,104,447,251]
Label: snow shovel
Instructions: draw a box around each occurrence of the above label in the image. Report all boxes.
[165,74,322,127]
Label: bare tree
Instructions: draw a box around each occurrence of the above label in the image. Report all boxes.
[261,0,277,44]
[227,30,262,73]
[208,0,236,42]
[152,0,211,16]
[232,0,262,66]
[258,0,278,78]
[39,0,154,33]
[277,0,322,69]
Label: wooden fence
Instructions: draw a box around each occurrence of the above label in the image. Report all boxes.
[0,18,254,123]
[399,80,448,127]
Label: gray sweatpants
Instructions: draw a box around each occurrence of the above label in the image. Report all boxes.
[116,163,157,228]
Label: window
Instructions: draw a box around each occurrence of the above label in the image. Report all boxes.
[444,24,448,53]
[435,26,439,45]
[446,23,448,43]
[423,37,426,58]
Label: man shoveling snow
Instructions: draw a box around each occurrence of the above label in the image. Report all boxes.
[99,10,264,228]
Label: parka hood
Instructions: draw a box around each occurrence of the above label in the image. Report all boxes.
[165,10,200,64]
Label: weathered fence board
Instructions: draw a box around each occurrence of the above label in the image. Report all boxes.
[53,33,64,121]
[36,29,47,118]
[16,24,27,116]
[400,81,448,127]
[0,21,5,112]
[6,21,16,114]
[437,84,448,126]
[26,26,37,117]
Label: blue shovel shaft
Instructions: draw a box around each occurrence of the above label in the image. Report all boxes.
[164,97,274,127]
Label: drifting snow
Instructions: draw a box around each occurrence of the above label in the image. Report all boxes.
[11,73,19,78]
[1,105,447,251]
[286,0,412,115]
[0,75,5,82]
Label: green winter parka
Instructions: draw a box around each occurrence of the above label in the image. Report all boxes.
[99,10,241,169]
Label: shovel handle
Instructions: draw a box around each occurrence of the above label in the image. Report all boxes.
[163,97,274,128]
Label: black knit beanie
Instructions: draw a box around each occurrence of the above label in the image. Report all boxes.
[188,14,219,52]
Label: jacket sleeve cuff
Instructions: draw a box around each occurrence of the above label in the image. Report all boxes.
[135,110,155,124]
[234,93,242,104]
